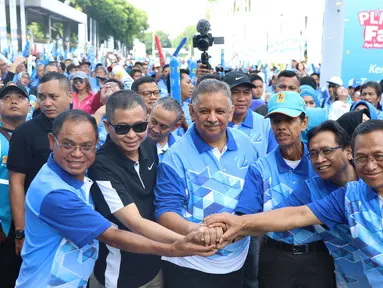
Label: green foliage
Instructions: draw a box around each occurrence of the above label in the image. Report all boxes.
[58,0,149,46]
[172,25,196,52]
[27,22,44,40]
[140,30,172,55]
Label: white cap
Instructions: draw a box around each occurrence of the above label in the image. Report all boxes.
[327,76,343,86]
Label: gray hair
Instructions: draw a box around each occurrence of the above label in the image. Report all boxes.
[106,90,147,121]
[191,79,232,107]
[151,97,183,123]
[95,66,108,75]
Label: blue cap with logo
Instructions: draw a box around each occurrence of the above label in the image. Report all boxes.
[265,91,306,118]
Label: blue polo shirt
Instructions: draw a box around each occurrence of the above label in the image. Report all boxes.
[236,144,321,244]
[174,98,192,137]
[308,180,383,287]
[96,116,107,150]
[16,155,111,288]
[157,131,179,161]
[278,177,370,287]
[154,125,259,274]
[229,109,277,156]
[0,129,11,237]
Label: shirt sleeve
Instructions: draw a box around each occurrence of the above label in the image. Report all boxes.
[235,164,264,214]
[7,125,33,174]
[90,90,102,113]
[87,163,134,217]
[307,187,348,228]
[39,190,111,248]
[275,185,312,209]
[154,162,188,219]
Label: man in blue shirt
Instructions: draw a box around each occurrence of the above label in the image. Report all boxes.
[148,97,181,161]
[204,119,383,288]
[0,82,29,288]
[16,110,217,288]
[235,91,335,288]
[277,120,370,287]
[224,71,277,157]
[154,79,259,288]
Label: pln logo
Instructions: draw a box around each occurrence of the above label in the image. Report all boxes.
[358,10,383,49]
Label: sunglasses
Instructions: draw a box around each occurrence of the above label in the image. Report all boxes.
[73,78,84,85]
[108,121,148,135]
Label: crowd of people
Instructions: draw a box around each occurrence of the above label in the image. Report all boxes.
[0,51,383,288]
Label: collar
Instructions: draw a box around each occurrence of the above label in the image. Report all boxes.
[168,132,177,146]
[323,179,341,192]
[366,184,378,201]
[47,154,84,189]
[183,98,191,104]
[190,124,238,154]
[102,136,149,164]
[35,112,54,131]
[229,109,253,128]
[275,143,309,175]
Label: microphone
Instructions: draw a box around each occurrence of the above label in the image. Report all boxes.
[196,19,211,36]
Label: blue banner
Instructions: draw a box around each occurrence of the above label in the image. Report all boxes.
[341,3,383,84]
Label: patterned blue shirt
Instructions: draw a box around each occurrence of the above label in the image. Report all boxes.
[97,116,107,150]
[229,109,277,156]
[308,180,383,287]
[16,155,110,288]
[236,144,321,244]
[154,125,259,273]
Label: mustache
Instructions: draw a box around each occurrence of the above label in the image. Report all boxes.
[203,121,220,127]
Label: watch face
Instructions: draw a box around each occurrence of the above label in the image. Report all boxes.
[15,230,25,239]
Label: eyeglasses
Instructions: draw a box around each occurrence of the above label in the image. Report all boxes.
[108,121,148,135]
[53,135,96,153]
[138,90,160,98]
[73,78,84,85]
[308,146,344,160]
[354,154,383,166]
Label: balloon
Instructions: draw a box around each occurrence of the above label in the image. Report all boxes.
[170,56,181,103]
[154,35,165,67]
[173,37,187,57]
[189,60,198,86]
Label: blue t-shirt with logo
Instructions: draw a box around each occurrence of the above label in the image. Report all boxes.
[16,155,110,288]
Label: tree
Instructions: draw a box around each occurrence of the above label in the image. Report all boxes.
[140,31,171,55]
[172,25,196,52]
[59,0,149,47]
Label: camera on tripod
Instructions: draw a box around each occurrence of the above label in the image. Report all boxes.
[192,19,224,68]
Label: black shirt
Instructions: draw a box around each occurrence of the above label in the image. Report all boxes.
[7,113,52,191]
[88,136,160,287]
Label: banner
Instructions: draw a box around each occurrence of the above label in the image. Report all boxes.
[9,0,18,51]
[0,0,7,52]
[341,2,383,83]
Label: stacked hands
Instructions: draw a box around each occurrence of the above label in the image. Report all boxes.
[172,213,249,257]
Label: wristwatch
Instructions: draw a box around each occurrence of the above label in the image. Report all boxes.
[15,230,25,240]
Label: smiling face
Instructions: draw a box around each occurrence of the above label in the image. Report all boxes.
[189,91,234,145]
[270,113,308,148]
[354,131,383,194]
[105,106,148,159]
[309,131,352,181]
[48,120,97,181]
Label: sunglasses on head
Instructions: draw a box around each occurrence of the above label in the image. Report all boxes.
[73,78,84,84]
[108,121,148,135]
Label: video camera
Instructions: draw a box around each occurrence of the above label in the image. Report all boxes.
[193,19,224,69]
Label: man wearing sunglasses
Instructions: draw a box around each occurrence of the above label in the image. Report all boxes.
[88,90,191,287]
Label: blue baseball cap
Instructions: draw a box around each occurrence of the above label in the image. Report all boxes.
[265,91,306,118]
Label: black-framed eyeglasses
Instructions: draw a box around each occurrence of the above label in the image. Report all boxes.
[53,135,96,153]
[108,121,148,135]
[138,90,161,98]
[308,146,344,160]
[73,78,84,85]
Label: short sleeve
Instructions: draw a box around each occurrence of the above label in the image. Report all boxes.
[276,185,312,209]
[88,163,134,216]
[235,164,264,214]
[39,190,111,248]
[154,162,188,219]
[7,125,33,174]
[307,188,348,228]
